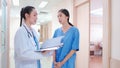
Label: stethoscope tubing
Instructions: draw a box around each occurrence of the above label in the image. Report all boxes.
[23,25,32,38]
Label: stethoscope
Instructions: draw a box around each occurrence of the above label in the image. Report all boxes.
[23,25,33,38]
[23,25,38,48]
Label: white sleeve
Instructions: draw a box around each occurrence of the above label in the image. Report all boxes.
[14,29,46,61]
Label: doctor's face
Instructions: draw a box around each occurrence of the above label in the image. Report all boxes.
[27,9,38,25]
[57,12,68,24]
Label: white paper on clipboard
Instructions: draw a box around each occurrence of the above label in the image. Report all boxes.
[35,36,64,52]
[35,43,63,51]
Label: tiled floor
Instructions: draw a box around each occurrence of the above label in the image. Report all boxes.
[89,56,102,68]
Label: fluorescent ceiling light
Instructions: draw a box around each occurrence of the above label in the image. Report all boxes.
[91,8,103,16]
[0,9,1,16]
[39,1,48,8]
[40,20,45,22]
[12,0,19,6]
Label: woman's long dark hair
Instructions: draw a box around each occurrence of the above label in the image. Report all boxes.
[58,9,73,26]
[20,6,35,26]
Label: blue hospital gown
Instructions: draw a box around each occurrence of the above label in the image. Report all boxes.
[53,26,80,68]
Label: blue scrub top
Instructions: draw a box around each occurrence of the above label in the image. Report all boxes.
[53,26,80,68]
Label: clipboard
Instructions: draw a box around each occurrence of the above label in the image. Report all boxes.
[35,46,61,52]
[35,36,64,52]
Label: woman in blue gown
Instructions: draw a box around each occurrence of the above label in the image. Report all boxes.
[53,9,80,68]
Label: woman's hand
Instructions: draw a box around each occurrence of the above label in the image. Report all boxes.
[55,62,63,68]
[53,61,57,68]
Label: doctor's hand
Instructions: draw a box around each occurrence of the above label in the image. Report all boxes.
[41,50,50,55]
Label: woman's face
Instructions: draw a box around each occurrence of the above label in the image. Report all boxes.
[26,9,38,25]
[57,12,68,24]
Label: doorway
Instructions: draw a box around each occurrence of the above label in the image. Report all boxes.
[73,0,111,68]
[89,0,103,68]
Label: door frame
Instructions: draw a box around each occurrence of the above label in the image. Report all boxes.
[73,0,90,68]
[73,0,111,68]
[103,0,111,68]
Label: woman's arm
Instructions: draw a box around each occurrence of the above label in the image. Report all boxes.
[53,51,58,68]
[53,51,56,62]
[56,50,76,68]
[61,50,76,65]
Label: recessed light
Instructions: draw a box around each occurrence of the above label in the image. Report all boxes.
[91,8,103,16]
[12,0,19,6]
[39,1,48,8]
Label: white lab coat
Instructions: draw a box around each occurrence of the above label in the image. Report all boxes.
[14,23,50,68]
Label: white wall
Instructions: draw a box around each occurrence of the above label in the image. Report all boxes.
[9,17,20,68]
[110,0,120,68]
[90,24,103,42]
[111,0,120,60]
[90,15,103,42]
[51,0,73,36]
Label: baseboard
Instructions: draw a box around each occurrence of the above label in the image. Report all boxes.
[110,58,120,68]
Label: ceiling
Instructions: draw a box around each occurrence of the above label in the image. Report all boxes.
[10,0,63,24]
[91,0,103,16]
[91,0,103,10]
[9,0,102,24]
[90,0,103,24]
[11,0,63,11]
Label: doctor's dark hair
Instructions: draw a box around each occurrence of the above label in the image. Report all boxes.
[58,9,73,26]
[20,6,35,26]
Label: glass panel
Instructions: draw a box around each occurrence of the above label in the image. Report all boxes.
[0,0,2,68]
[1,0,7,52]
[1,0,8,68]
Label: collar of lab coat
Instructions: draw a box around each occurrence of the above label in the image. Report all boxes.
[22,22,33,35]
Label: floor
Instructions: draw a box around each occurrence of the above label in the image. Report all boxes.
[89,56,102,68]
[10,49,102,68]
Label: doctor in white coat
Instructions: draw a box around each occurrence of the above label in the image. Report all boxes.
[14,6,51,68]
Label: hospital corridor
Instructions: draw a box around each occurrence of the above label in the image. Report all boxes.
[0,0,120,68]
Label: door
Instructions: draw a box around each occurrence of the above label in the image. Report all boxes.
[73,0,90,68]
